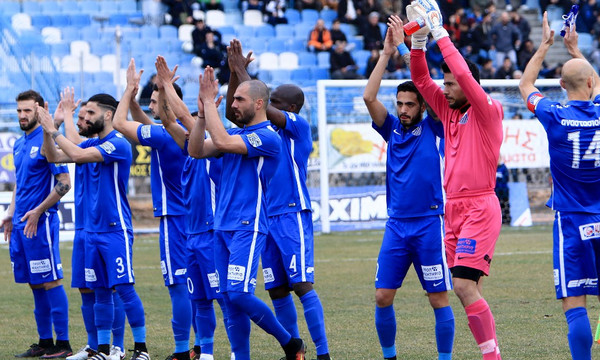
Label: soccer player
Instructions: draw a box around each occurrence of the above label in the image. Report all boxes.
[38,86,149,360]
[188,67,306,360]
[153,55,232,360]
[364,18,454,360]
[405,1,504,358]
[519,15,600,359]
[227,39,331,360]
[113,60,191,360]
[50,90,126,360]
[2,90,72,359]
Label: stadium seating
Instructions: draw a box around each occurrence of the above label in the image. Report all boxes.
[206,10,227,27]
[267,38,286,53]
[279,52,299,69]
[259,52,279,70]
[243,10,263,26]
[41,27,62,44]
[285,9,301,25]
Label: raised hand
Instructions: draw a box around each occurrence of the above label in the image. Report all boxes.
[199,66,220,104]
[36,103,56,133]
[155,56,179,89]
[387,15,406,48]
[409,0,448,40]
[126,58,143,95]
[227,39,254,74]
[541,11,555,48]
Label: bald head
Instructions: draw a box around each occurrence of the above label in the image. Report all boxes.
[239,80,270,106]
[271,84,305,113]
[561,58,595,93]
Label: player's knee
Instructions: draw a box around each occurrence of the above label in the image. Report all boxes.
[268,285,291,300]
[114,283,137,302]
[292,282,313,298]
[427,291,449,308]
[79,288,94,294]
[375,289,395,307]
[42,279,62,290]
[227,291,251,307]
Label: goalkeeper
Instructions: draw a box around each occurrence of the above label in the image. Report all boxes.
[363,16,454,360]
[404,0,504,358]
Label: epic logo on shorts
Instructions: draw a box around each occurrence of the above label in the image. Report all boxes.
[456,238,476,254]
[174,268,186,276]
[99,141,116,154]
[263,267,275,283]
[228,264,245,281]
[29,259,51,274]
[246,133,262,148]
[85,268,97,282]
[207,272,219,288]
[141,125,152,139]
[579,222,600,240]
[421,264,443,281]
[567,278,597,288]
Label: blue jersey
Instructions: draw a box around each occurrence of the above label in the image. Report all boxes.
[214,121,281,234]
[74,162,97,230]
[533,97,600,213]
[267,111,312,216]
[13,126,69,227]
[79,131,133,232]
[372,113,445,219]
[137,124,186,217]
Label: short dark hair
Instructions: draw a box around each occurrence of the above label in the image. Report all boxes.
[153,83,183,99]
[396,81,424,107]
[87,93,118,111]
[441,58,480,84]
[16,90,44,106]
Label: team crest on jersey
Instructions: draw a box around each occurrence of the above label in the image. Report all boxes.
[459,113,468,125]
[141,125,152,139]
[411,125,422,136]
[246,132,262,147]
[30,146,39,158]
[286,112,297,121]
[100,141,116,154]
[579,222,600,240]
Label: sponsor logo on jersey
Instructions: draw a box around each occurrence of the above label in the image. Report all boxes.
[579,222,600,240]
[421,264,443,281]
[30,146,39,158]
[85,268,97,282]
[174,268,187,276]
[141,125,152,139]
[456,238,476,254]
[29,259,51,273]
[228,264,245,281]
[246,133,262,147]
[263,267,275,283]
[567,278,597,288]
[100,141,116,154]
[459,113,468,125]
[208,272,219,288]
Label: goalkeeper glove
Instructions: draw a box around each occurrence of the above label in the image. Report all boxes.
[410,0,449,40]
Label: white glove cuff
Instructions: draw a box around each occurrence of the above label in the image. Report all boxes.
[411,34,428,50]
[431,27,449,41]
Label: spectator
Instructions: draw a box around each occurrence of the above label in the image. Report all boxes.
[357,0,384,26]
[295,0,323,11]
[471,9,493,61]
[139,74,157,106]
[363,12,384,50]
[510,9,530,42]
[162,0,194,27]
[264,0,288,25]
[539,0,570,21]
[517,39,540,70]
[200,0,225,11]
[308,19,334,52]
[330,18,348,42]
[480,58,496,79]
[337,0,359,25]
[364,49,397,78]
[330,40,362,79]
[241,0,264,12]
[191,19,222,54]
[495,158,511,225]
[575,0,598,34]
[197,31,229,83]
[512,69,523,79]
[494,56,516,79]
[490,11,521,67]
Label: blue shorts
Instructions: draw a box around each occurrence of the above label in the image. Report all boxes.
[214,230,266,294]
[85,229,135,289]
[375,215,452,293]
[71,228,87,289]
[10,212,63,285]
[159,215,188,286]
[553,211,600,299]
[262,211,315,290]
[187,231,220,300]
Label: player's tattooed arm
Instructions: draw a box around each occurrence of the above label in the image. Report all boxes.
[54,178,71,196]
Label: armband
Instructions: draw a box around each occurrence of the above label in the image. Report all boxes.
[526,92,544,113]
[397,43,410,56]
[51,131,62,140]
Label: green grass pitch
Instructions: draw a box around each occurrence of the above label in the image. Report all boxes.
[1,226,598,359]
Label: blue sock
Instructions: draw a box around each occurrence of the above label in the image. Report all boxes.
[191,300,199,346]
[194,299,216,355]
[115,284,145,329]
[434,306,455,360]
[94,288,114,346]
[81,292,98,349]
[46,285,69,341]
[169,284,192,353]
[217,298,233,349]
[228,291,291,346]
[300,290,329,356]
[273,294,300,338]
[565,307,592,360]
[32,288,53,340]
[112,291,126,351]
[375,304,396,359]
[223,294,251,360]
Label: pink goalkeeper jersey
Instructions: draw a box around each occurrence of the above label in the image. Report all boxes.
[411,37,503,198]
